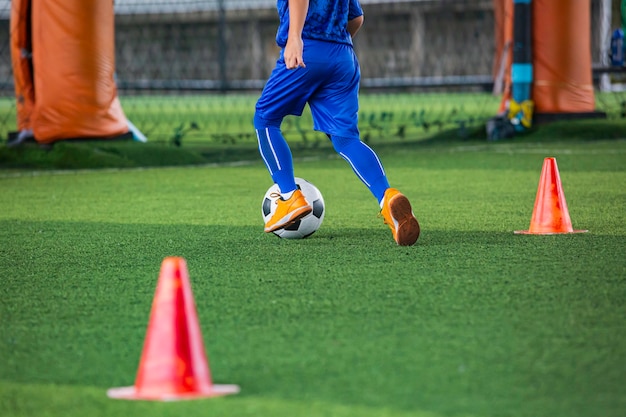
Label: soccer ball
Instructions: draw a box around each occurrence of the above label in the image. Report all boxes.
[261,177,325,239]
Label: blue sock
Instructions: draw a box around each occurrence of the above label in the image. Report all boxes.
[330,135,390,203]
[254,114,298,194]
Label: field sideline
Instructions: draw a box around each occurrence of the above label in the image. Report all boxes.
[1,137,625,417]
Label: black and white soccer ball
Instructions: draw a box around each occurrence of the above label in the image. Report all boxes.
[261,177,325,239]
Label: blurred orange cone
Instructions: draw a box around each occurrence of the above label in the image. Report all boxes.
[107,257,239,401]
[515,157,588,235]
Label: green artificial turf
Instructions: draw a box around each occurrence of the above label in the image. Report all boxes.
[0,138,625,417]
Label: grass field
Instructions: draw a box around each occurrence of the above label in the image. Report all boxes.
[1,127,625,416]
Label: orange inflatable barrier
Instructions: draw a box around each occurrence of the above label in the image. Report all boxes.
[11,0,129,144]
[532,0,595,114]
[493,0,596,118]
[493,0,513,113]
[10,0,34,134]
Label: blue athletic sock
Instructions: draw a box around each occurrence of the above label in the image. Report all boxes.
[330,135,390,203]
[254,114,298,194]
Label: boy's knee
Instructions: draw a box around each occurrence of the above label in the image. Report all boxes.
[330,135,360,153]
[254,113,282,129]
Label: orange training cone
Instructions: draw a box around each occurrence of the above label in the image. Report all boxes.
[515,157,588,235]
[107,257,240,401]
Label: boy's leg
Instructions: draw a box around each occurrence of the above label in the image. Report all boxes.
[254,48,322,232]
[306,44,390,199]
[329,135,389,204]
[254,113,312,233]
[306,44,420,245]
[254,46,319,195]
[331,135,419,245]
[254,114,298,194]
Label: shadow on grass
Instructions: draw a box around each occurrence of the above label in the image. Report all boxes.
[2,118,625,171]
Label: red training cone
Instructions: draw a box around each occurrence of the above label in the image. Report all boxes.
[107,257,239,401]
[515,157,588,235]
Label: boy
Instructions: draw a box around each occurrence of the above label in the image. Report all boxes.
[254,0,420,246]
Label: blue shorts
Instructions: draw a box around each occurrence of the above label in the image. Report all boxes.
[255,39,361,139]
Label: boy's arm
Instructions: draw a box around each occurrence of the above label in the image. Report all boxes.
[348,15,364,38]
[285,0,309,69]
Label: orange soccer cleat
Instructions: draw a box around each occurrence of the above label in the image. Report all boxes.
[381,188,420,246]
[264,189,313,233]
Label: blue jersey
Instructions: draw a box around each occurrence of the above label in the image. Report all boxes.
[275,0,364,47]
